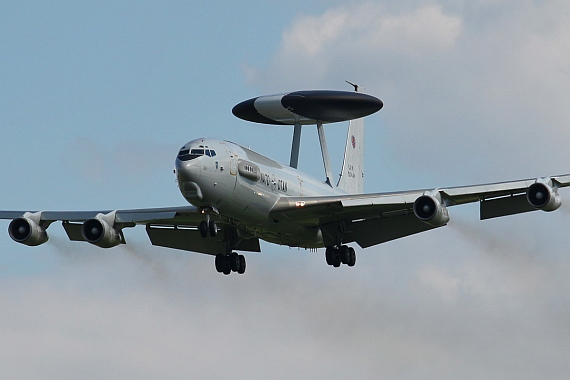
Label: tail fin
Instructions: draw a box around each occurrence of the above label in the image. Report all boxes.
[337,117,364,194]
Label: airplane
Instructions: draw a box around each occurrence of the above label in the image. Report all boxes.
[1,88,569,275]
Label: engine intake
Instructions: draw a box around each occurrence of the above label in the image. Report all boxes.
[526,182,561,211]
[81,218,121,248]
[413,194,450,226]
[8,217,48,246]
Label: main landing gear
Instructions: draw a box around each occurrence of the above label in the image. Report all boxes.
[215,252,246,275]
[325,245,356,267]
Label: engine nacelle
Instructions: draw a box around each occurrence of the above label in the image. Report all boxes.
[81,217,121,248]
[8,217,49,246]
[526,182,561,212]
[413,194,450,226]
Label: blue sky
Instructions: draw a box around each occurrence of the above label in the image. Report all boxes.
[1,1,570,378]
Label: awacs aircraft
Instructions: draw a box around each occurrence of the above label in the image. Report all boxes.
[1,89,569,275]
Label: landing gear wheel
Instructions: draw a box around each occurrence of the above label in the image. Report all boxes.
[229,252,240,272]
[199,221,208,238]
[325,246,341,267]
[237,255,246,274]
[325,247,335,265]
[215,254,224,273]
[339,245,350,264]
[208,220,217,237]
[325,245,356,268]
[347,247,356,267]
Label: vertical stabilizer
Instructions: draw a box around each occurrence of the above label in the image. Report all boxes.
[337,117,364,194]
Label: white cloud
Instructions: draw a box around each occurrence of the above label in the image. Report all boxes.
[246,0,570,184]
[417,265,461,302]
[1,233,569,379]
[248,3,462,90]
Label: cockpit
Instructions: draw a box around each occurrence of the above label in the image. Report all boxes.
[177,144,217,161]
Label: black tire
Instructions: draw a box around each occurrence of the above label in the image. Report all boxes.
[230,252,240,272]
[347,247,356,267]
[237,255,246,274]
[325,247,335,265]
[199,221,208,238]
[215,254,224,273]
[340,245,350,264]
[208,220,217,237]
[329,247,341,267]
[223,266,231,275]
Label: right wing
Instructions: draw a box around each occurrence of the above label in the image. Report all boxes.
[0,206,260,255]
[270,174,570,248]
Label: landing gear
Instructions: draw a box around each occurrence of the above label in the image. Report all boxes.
[208,220,217,237]
[199,221,208,238]
[199,220,217,238]
[215,253,246,275]
[325,245,356,267]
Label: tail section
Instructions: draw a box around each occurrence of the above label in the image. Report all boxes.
[337,117,364,194]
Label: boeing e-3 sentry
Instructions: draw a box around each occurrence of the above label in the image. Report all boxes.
[2,89,569,275]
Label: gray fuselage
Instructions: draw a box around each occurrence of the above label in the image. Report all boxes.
[175,138,344,248]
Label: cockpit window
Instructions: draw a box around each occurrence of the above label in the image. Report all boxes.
[178,149,197,161]
[178,147,215,161]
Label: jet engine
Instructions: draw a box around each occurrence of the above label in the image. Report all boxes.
[8,217,49,246]
[413,194,450,226]
[81,217,121,248]
[526,182,561,212]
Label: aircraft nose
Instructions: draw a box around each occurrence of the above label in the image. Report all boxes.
[175,159,204,202]
[176,158,200,182]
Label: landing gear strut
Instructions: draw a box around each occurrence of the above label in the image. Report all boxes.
[325,245,356,267]
[215,253,246,275]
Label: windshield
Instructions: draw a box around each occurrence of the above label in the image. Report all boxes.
[178,147,216,161]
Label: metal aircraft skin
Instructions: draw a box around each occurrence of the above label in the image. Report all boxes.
[2,90,569,275]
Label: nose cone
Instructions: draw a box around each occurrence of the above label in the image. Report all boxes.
[175,157,203,203]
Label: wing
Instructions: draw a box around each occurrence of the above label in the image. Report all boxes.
[269,174,570,248]
[0,206,260,255]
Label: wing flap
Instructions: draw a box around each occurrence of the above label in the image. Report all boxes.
[146,225,227,255]
[62,222,85,241]
[145,225,261,255]
[350,213,441,248]
[480,194,536,220]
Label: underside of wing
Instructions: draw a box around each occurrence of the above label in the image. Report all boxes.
[270,174,570,248]
[0,206,260,255]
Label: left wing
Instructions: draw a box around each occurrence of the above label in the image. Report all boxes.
[0,206,260,255]
[270,175,570,248]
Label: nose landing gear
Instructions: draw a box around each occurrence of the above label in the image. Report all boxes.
[199,220,217,238]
